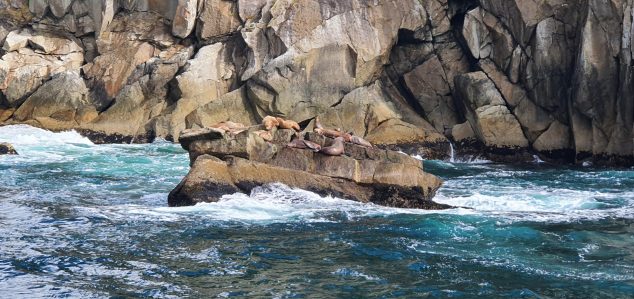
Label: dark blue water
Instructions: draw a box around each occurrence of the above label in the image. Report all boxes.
[1,125,633,298]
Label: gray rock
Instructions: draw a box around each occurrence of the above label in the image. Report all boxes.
[0,142,17,155]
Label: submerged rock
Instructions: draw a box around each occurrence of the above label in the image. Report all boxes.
[0,142,17,155]
[169,127,448,210]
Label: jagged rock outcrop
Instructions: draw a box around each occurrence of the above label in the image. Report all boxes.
[0,0,632,166]
[0,142,18,155]
[169,126,447,209]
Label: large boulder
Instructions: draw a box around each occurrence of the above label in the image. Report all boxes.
[0,29,84,108]
[12,71,93,131]
[170,127,447,209]
[185,86,259,130]
[403,54,460,133]
[454,72,529,151]
[196,0,242,40]
[171,0,198,38]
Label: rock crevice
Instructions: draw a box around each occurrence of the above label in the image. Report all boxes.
[0,0,632,166]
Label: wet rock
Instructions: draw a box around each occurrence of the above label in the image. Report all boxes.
[171,127,447,209]
[0,142,17,155]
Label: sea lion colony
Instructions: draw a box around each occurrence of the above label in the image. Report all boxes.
[207,116,374,156]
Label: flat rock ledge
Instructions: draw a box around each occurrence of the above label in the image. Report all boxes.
[169,126,449,210]
[0,143,18,155]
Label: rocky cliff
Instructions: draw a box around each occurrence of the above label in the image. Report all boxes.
[1,0,632,166]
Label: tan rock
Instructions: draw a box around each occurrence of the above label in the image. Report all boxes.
[455,72,529,148]
[161,42,238,141]
[169,151,445,209]
[1,42,84,107]
[451,121,476,143]
[2,29,30,52]
[13,71,91,127]
[247,45,357,122]
[83,82,147,139]
[172,0,198,38]
[186,86,258,130]
[196,0,241,40]
[533,121,571,152]
[403,55,459,133]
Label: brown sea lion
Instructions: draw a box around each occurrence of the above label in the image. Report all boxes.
[276,117,300,131]
[287,138,322,152]
[211,121,246,130]
[319,137,345,156]
[211,121,247,135]
[315,127,352,141]
[350,135,373,148]
[262,116,280,130]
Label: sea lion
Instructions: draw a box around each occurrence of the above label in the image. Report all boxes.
[287,138,322,152]
[262,116,280,130]
[276,117,300,131]
[350,135,373,148]
[315,127,351,141]
[211,121,247,135]
[319,137,345,156]
[211,121,245,130]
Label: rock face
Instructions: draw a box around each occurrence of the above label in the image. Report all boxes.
[0,0,633,166]
[169,126,447,209]
[0,142,18,155]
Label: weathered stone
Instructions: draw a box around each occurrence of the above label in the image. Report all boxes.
[172,0,197,38]
[1,35,84,107]
[28,0,48,18]
[0,142,18,155]
[160,42,239,141]
[247,45,357,122]
[2,29,30,52]
[82,82,147,139]
[49,0,73,18]
[462,7,514,69]
[197,0,241,40]
[13,71,92,130]
[83,12,178,109]
[533,121,572,153]
[186,86,258,130]
[454,72,529,149]
[169,144,446,209]
[452,121,476,143]
[403,55,459,133]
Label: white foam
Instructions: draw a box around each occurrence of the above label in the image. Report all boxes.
[434,187,634,222]
[109,184,470,224]
[0,125,93,146]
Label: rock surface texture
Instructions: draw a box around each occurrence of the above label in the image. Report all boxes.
[0,0,633,166]
[0,142,18,155]
[169,127,447,209]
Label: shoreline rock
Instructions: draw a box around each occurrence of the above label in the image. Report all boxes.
[0,142,17,155]
[1,0,633,167]
[169,126,449,209]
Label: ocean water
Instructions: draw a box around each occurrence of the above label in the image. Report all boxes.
[0,125,633,298]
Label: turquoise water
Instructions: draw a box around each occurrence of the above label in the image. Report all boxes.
[0,125,633,298]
